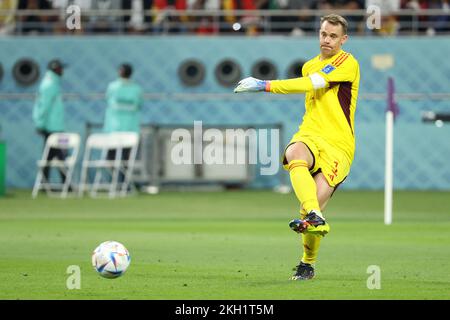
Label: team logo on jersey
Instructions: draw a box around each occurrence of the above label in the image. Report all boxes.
[321,64,335,74]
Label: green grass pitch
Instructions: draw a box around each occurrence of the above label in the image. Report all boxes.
[0,190,449,300]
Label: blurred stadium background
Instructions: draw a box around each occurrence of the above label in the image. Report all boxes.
[0,1,449,300]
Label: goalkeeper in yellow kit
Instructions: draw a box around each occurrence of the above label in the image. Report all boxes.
[234,14,360,280]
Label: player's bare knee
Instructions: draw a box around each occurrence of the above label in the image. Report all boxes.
[285,143,301,162]
[285,142,313,165]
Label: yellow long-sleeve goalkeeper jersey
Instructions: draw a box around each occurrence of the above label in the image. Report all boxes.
[267,50,360,162]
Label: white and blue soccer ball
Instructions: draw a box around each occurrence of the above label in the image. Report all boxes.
[92,241,131,279]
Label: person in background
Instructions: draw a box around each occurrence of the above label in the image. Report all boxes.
[33,59,68,184]
[0,0,18,35]
[17,0,53,34]
[103,63,143,183]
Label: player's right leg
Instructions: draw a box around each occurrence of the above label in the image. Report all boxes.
[284,141,329,233]
[284,142,320,213]
[289,211,329,236]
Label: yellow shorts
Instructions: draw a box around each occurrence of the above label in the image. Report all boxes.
[282,133,352,188]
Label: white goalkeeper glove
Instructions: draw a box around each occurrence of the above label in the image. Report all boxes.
[233,77,267,93]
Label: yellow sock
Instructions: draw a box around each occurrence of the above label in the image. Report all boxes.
[301,233,322,265]
[288,160,320,214]
[298,209,322,264]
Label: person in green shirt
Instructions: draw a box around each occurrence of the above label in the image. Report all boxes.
[104,63,143,135]
[103,63,143,183]
[32,59,67,183]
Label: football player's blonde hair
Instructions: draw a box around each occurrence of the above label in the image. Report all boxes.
[320,14,348,35]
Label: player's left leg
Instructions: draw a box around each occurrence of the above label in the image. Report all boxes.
[300,173,335,262]
[291,173,334,280]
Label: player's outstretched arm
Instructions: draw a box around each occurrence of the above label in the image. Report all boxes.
[234,76,318,94]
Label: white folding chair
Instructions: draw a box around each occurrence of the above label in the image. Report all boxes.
[32,132,81,198]
[78,132,139,198]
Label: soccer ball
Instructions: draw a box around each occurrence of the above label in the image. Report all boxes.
[92,241,131,279]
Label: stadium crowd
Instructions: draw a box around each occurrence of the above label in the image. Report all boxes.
[0,0,448,35]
